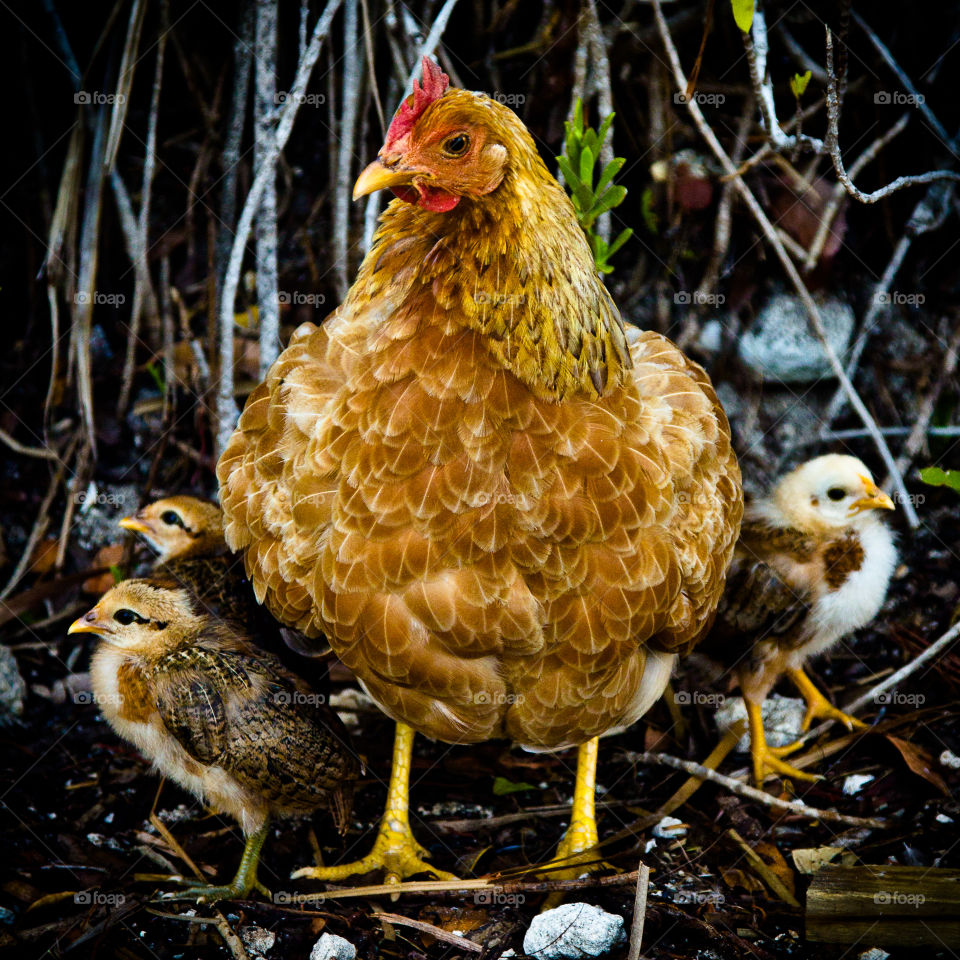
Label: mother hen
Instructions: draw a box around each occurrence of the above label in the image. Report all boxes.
[218,58,742,884]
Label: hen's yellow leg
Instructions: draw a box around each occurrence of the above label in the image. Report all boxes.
[786,667,868,733]
[546,738,601,878]
[746,700,820,786]
[292,722,457,885]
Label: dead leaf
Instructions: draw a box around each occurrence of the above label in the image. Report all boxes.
[28,538,59,574]
[791,846,848,874]
[720,867,764,893]
[82,544,124,594]
[887,735,950,796]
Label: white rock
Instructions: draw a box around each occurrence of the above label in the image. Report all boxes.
[310,933,357,960]
[652,816,687,839]
[715,695,805,751]
[842,774,875,796]
[523,903,625,959]
[936,813,954,824]
[939,749,960,770]
[857,949,890,960]
[497,951,517,959]
[738,293,854,383]
[241,925,276,957]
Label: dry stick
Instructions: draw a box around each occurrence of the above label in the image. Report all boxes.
[359,0,385,134]
[103,0,147,172]
[627,863,650,960]
[886,322,960,484]
[333,0,361,302]
[254,0,281,376]
[823,29,960,203]
[820,426,960,442]
[217,0,343,456]
[727,828,801,908]
[651,0,919,529]
[374,912,482,953]
[803,112,910,273]
[582,0,614,243]
[0,428,59,460]
[625,751,887,828]
[116,7,166,416]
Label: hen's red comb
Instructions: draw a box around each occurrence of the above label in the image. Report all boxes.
[384,56,449,148]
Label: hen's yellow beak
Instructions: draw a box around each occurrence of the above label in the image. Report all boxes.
[68,606,110,636]
[851,474,896,513]
[353,160,418,200]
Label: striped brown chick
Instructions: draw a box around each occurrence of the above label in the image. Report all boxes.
[705,454,897,786]
[69,579,361,902]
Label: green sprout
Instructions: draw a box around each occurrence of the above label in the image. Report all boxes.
[919,466,960,495]
[557,99,633,275]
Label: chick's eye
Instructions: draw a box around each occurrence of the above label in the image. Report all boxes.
[160,510,183,527]
[113,609,138,625]
[827,487,847,501]
[442,134,470,157]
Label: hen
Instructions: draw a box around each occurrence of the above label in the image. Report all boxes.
[706,454,896,785]
[218,58,742,883]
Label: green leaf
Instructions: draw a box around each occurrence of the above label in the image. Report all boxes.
[572,97,583,134]
[109,564,125,583]
[607,227,633,258]
[145,361,165,392]
[492,777,538,796]
[594,183,627,217]
[640,188,659,234]
[596,112,615,149]
[790,70,812,99]
[919,466,960,494]
[573,183,594,213]
[579,144,595,191]
[556,155,580,188]
[595,156,625,197]
[731,0,754,32]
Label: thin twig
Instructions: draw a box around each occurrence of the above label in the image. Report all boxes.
[625,751,888,828]
[374,912,482,953]
[816,426,960,442]
[652,0,920,528]
[333,0,361,301]
[627,863,650,960]
[0,427,59,460]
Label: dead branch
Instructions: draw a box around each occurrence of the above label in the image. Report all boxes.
[625,750,888,828]
[0,427,59,461]
[652,0,920,529]
[374,913,482,953]
[627,863,650,960]
[333,0,361,302]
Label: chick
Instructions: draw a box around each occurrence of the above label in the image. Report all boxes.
[69,579,361,902]
[706,454,897,785]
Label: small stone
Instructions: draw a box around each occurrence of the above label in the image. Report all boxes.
[652,816,687,839]
[738,293,854,383]
[241,925,276,957]
[842,774,875,796]
[0,644,25,724]
[715,695,805,751]
[939,749,960,770]
[936,813,954,824]
[310,933,357,960]
[858,949,890,960]
[523,902,625,959]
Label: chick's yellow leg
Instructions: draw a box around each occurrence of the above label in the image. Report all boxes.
[292,722,457,885]
[163,820,271,903]
[786,667,867,732]
[746,700,819,786]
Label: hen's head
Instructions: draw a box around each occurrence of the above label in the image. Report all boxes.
[354,57,533,213]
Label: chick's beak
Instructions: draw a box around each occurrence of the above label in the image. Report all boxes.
[851,474,896,513]
[68,606,111,637]
[353,159,419,200]
[119,513,151,536]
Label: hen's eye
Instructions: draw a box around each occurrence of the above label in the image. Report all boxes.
[161,510,183,527]
[827,487,846,501]
[114,609,140,625]
[442,134,470,157]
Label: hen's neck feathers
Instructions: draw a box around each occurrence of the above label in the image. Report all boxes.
[349,111,631,402]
